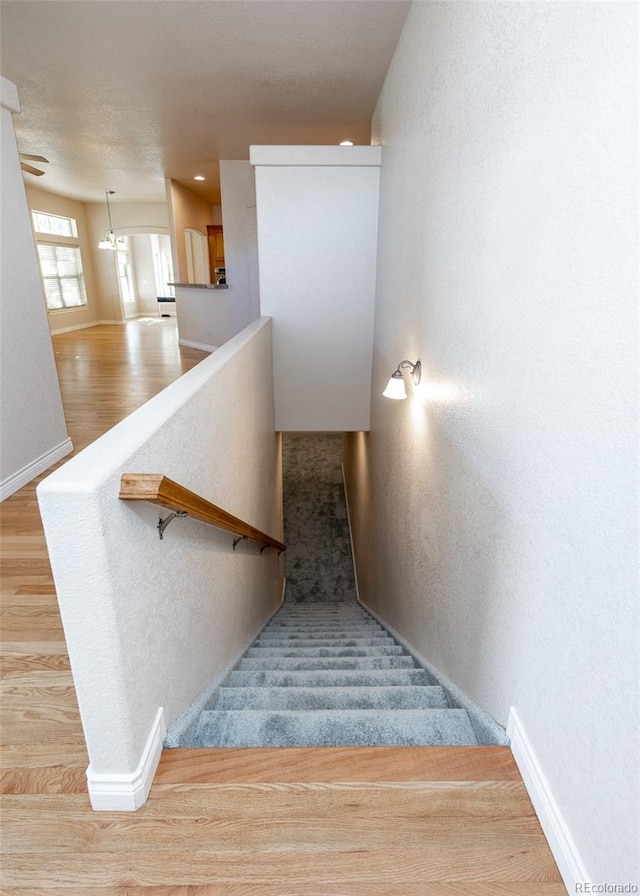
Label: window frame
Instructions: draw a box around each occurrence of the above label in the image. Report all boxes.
[31,210,79,239]
[32,210,88,312]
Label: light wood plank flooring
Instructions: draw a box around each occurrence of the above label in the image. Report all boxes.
[0,320,566,894]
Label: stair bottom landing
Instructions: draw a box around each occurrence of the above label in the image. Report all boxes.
[151,746,565,894]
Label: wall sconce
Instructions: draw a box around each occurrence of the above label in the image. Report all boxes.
[383,359,421,400]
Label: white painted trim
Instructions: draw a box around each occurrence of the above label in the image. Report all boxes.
[0,437,73,502]
[507,707,590,892]
[86,707,166,811]
[250,145,382,167]
[49,319,123,335]
[178,338,218,353]
[49,321,99,336]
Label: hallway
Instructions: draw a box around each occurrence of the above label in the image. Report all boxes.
[0,321,565,892]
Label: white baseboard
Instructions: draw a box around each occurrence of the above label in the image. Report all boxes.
[49,319,124,335]
[178,338,218,353]
[507,707,590,891]
[49,320,99,335]
[1,437,73,502]
[86,707,166,811]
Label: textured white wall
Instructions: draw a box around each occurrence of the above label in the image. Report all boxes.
[220,160,260,327]
[37,318,283,774]
[0,78,71,499]
[252,146,380,431]
[344,1,637,884]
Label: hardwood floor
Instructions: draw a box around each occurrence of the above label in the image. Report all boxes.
[0,320,566,894]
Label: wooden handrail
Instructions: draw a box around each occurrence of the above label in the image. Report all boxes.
[119,473,286,552]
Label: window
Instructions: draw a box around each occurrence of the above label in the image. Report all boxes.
[32,210,87,310]
[31,211,78,238]
[36,243,87,309]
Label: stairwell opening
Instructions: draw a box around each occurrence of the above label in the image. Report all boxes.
[282,432,356,605]
[164,431,507,749]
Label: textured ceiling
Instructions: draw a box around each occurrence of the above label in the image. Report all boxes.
[1,0,410,204]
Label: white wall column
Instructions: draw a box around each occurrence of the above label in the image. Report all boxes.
[0,77,72,500]
[251,145,380,432]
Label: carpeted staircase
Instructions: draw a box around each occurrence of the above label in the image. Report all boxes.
[191,601,479,747]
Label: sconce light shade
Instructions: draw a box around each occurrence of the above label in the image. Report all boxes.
[383,359,421,400]
[383,370,408,400]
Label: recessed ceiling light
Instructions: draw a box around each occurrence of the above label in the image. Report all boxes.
[194,175,205,181]
[339,141,354,146]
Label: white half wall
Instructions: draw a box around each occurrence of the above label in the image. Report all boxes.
[173,286,243,351]
[252,145,380,431]
[37,318,283,801]
[0,78,72,500]
[344,1,638,887]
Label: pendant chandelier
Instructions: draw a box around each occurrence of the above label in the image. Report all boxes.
[97,190,127,250]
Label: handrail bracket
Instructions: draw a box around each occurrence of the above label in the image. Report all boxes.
[158,511,188,540]
[261,544,287,555]
[232,535,248,551]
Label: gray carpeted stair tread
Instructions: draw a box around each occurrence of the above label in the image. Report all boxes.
[237,655,416,671]
[262,623,380,638]
[274,613,371,620]
[274,628,376,632]
[194,708,478,747]
[264,616,381,623]
[177,600,480,749]
[273,609,373,615]
[225,667,433,688]
[262,631,387,637]
[210,685,448,711]
[246,645,404,658]
[270,621,377,627]
[255,637,394,648]
[224,669,431,688]
[270,618,376,624]
[271,611,375,620]
[278,604,367,611]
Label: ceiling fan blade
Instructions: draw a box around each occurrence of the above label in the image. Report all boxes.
[19,153,49,163]
[21,162,45,176]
